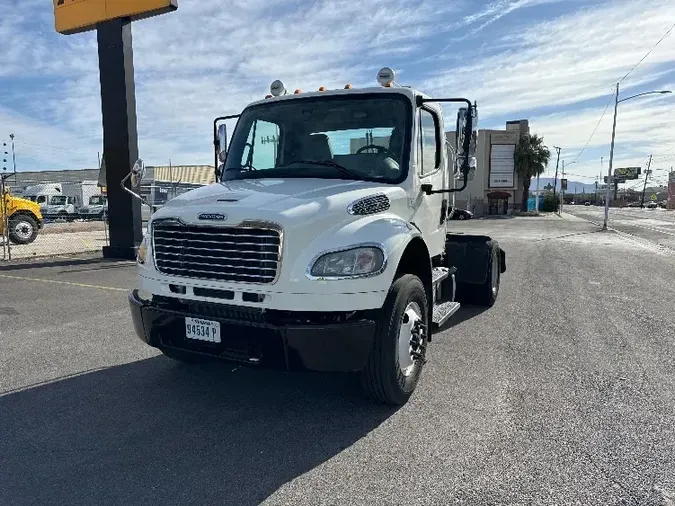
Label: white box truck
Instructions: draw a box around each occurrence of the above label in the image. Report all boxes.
[128,68,506,404]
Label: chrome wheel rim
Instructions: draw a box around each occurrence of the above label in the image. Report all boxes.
[14,221,33,241]
[398,301,423,376]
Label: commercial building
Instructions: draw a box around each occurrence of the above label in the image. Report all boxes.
[6,165,214,206]
[447,119,529,217]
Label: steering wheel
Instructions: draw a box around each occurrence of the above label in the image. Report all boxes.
[355,144,397,159]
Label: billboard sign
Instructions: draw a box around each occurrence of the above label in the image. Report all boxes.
[54,0,178,35]
[614,167,641,180]
[489,144,515,188]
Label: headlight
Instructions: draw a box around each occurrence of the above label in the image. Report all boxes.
[137,235,149,264]
[309,246,385,278]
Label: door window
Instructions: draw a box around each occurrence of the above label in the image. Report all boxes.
[418,109,440,175]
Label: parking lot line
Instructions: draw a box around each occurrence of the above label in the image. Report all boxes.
[0,273,128,292]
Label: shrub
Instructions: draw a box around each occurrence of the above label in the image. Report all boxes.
[542,193,559,213]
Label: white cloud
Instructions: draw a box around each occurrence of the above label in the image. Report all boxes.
[1,0,674,181]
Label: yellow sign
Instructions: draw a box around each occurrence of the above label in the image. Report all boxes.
[54,0,177,35]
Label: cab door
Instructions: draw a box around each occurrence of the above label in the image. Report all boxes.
[412,106,446,257]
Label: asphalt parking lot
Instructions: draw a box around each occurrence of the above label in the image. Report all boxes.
[2,215,675,505]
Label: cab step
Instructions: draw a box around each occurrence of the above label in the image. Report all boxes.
[432,301,461,328]
[431,266,450,287]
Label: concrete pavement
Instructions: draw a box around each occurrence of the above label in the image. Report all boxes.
[1,215,674,505]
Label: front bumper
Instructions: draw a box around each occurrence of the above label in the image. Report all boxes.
[129,289,376,372]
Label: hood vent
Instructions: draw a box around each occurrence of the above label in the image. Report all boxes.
[347,193,391,215]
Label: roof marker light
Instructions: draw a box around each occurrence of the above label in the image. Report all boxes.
[344,84,352,89]
[318,86,326,91]
[377,67,395,87]
[294,89,302,94]
[265,94,273,99]
[270,80,287,97]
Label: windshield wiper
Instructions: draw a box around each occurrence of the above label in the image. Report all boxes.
[225,163,257,172]
[279,159,364,179]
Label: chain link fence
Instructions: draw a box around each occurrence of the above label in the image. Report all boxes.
[1,175,204,262]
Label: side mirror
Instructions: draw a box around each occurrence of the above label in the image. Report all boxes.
[217,124,228,162]
[455,105,478,176]
[130,158,146,187]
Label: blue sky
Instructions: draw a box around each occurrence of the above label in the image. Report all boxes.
[1,0,674,187]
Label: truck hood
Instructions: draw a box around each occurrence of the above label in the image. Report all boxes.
[7,195,42,216]
[152,178,411,226]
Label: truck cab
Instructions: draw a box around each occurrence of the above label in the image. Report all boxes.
[128,68,505,405]
[1,187,44,245]
[79,194,108,220]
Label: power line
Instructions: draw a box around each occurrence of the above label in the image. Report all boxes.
[562,172,597,180]
[619,20,675,84]
[571,91,615,164]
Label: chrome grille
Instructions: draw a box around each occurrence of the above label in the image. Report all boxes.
[152,220,282,284]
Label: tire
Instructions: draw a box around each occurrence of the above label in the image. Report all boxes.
[8,215,39,245]
[456,242,500,307]
[360,274,429,405]
[159,347,214,364]
[458,214,466,220]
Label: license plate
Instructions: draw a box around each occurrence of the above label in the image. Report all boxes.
[185,317,221,343]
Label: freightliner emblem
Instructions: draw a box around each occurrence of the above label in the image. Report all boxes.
[198,213,227,221]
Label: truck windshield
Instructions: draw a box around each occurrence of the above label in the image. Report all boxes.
[223,94,411,184]
[89,196,106,205]
[50,196,67,205]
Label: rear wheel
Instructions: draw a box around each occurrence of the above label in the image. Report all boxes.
[360,274,429,405]
[8,215,39,245]
[159,347,214,364]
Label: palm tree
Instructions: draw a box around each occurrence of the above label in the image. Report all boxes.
[514,133,551,211]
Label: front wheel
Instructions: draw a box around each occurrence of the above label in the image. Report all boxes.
[8,215,39,245]
[360,274,429,405]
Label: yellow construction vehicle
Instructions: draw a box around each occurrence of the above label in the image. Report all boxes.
[1,188,43,245]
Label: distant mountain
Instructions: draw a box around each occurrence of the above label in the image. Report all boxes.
[529,177,598,194]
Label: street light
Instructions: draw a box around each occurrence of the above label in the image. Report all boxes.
[602,86,672,230]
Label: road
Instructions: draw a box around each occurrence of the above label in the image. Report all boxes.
[566,204,675,251]
[1,215,675,505]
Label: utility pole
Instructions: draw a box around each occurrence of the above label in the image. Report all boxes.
[553,146,561,196]
[9,134,16,184]
[559,159,565,215]
[640,154,653,208]
[603,83,619,230]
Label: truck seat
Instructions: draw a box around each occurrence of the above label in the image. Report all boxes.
[303,134,334,161]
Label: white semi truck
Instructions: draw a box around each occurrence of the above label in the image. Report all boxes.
[24,181,98,221]
[128,68,506,404]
